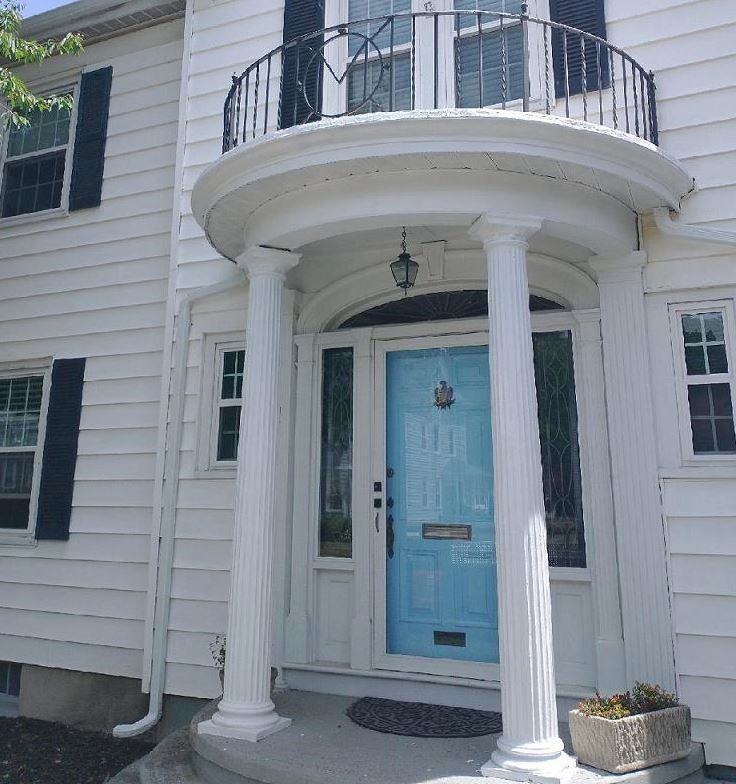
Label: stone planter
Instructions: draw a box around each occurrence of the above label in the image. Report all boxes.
[569,705,691,774]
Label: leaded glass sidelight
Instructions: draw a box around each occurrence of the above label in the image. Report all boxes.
[319,347,354,557]
[532,331,586,568]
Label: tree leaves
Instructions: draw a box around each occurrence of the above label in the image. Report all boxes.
[0,1,83,128]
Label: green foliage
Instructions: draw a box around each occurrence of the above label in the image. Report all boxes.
[0,1,83,127]
[578,692,633,720]
[631,681,679,713]
[578,683,679,720]
[210,633,226,674]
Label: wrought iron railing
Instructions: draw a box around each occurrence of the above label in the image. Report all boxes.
[223,4,658,152]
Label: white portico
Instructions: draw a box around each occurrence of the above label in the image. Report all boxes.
[191,92,691,781]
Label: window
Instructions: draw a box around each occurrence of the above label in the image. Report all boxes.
[1,101,73,218]
[214,347,245,464]
[346,0,412,113]
[672,304,736,458]
[533,330,585,568]
[0,662,21,698]
[0,373,47,533]
[454,0,524,108]
[319,347,354,558]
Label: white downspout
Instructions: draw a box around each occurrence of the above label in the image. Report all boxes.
[653,207,736,247]
[114,272,245,738]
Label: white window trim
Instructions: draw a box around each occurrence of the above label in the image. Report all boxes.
[196,333,245,475]
[0,360,52,546]
[669,299,736,465]
[0,79,79,228]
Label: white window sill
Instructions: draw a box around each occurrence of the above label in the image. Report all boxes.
[661,465,736,480]
[0,206,68,231]
[0,532,37,548]
[192,467,238,480]
[0,695,19,717]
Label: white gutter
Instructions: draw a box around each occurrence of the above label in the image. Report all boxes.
[113,271,244,738]
[653,207,736,248]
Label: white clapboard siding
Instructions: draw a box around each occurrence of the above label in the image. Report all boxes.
[165,0,736,706]
[0,20,183,679]
[663,479,736,766]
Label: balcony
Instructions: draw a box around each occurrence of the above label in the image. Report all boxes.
[222,6,658,151]
[193,7,691,265]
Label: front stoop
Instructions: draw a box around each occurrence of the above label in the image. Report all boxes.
[189,691,706,784]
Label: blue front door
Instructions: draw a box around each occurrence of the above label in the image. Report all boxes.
[385,345,498,663]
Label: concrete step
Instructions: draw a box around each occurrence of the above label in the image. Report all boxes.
[189,691,706,784]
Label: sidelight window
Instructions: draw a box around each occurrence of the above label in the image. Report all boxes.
[318,347,354,558]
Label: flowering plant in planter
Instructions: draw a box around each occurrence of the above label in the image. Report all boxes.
[570,683,691,774]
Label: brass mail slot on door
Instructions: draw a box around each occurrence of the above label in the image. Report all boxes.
[422,524,472,540]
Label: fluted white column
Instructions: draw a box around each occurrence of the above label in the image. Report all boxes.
[199,246,299,742]
[470,216,575,784]
[589,253,675,691]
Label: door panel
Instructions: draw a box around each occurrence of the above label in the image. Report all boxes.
[385,345,498,663]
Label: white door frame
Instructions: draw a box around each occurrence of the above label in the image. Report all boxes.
[284,310,623,691]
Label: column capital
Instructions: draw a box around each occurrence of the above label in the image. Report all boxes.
[237,246,301,278]
[469,214,542,246]
[589,251,647,283]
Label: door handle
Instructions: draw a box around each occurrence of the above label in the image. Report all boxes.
[375,512,380,533]
[386,514,395,559]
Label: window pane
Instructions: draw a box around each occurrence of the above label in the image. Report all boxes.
[0,452,35,530]
[688,382,736,454]
[0,376,43,448]
[456,25,523,108]
[6,104,71,158]
[681,312,728,375]
[690,418,714,453]
[2,151,66,218]
[715,418,736,453]
[217,405,241,461]
[348,0,411,53]
[532,331,586,568]
[707,344,729,374]
[221,350,245,400]
[347,53,411,113]
[454,0,523,30]
[681,314,702,345]
[684,345,706,375]
[319,348,354,558]
[687,384,710,417]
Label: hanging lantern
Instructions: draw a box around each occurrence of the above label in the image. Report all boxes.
[390,227,419,294]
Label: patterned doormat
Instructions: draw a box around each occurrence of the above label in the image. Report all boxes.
[346,697,502,738]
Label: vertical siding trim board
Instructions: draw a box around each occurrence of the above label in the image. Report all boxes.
[69,67,114,212]
[35,359,86,541]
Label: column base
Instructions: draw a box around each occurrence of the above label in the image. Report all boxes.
[482,737,576,784]
[198,699,291,743]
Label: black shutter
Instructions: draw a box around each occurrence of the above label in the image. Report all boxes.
[69,66,113,211]
[35,359,86,541]
[279,0,325,128]
[550,0,609,97]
